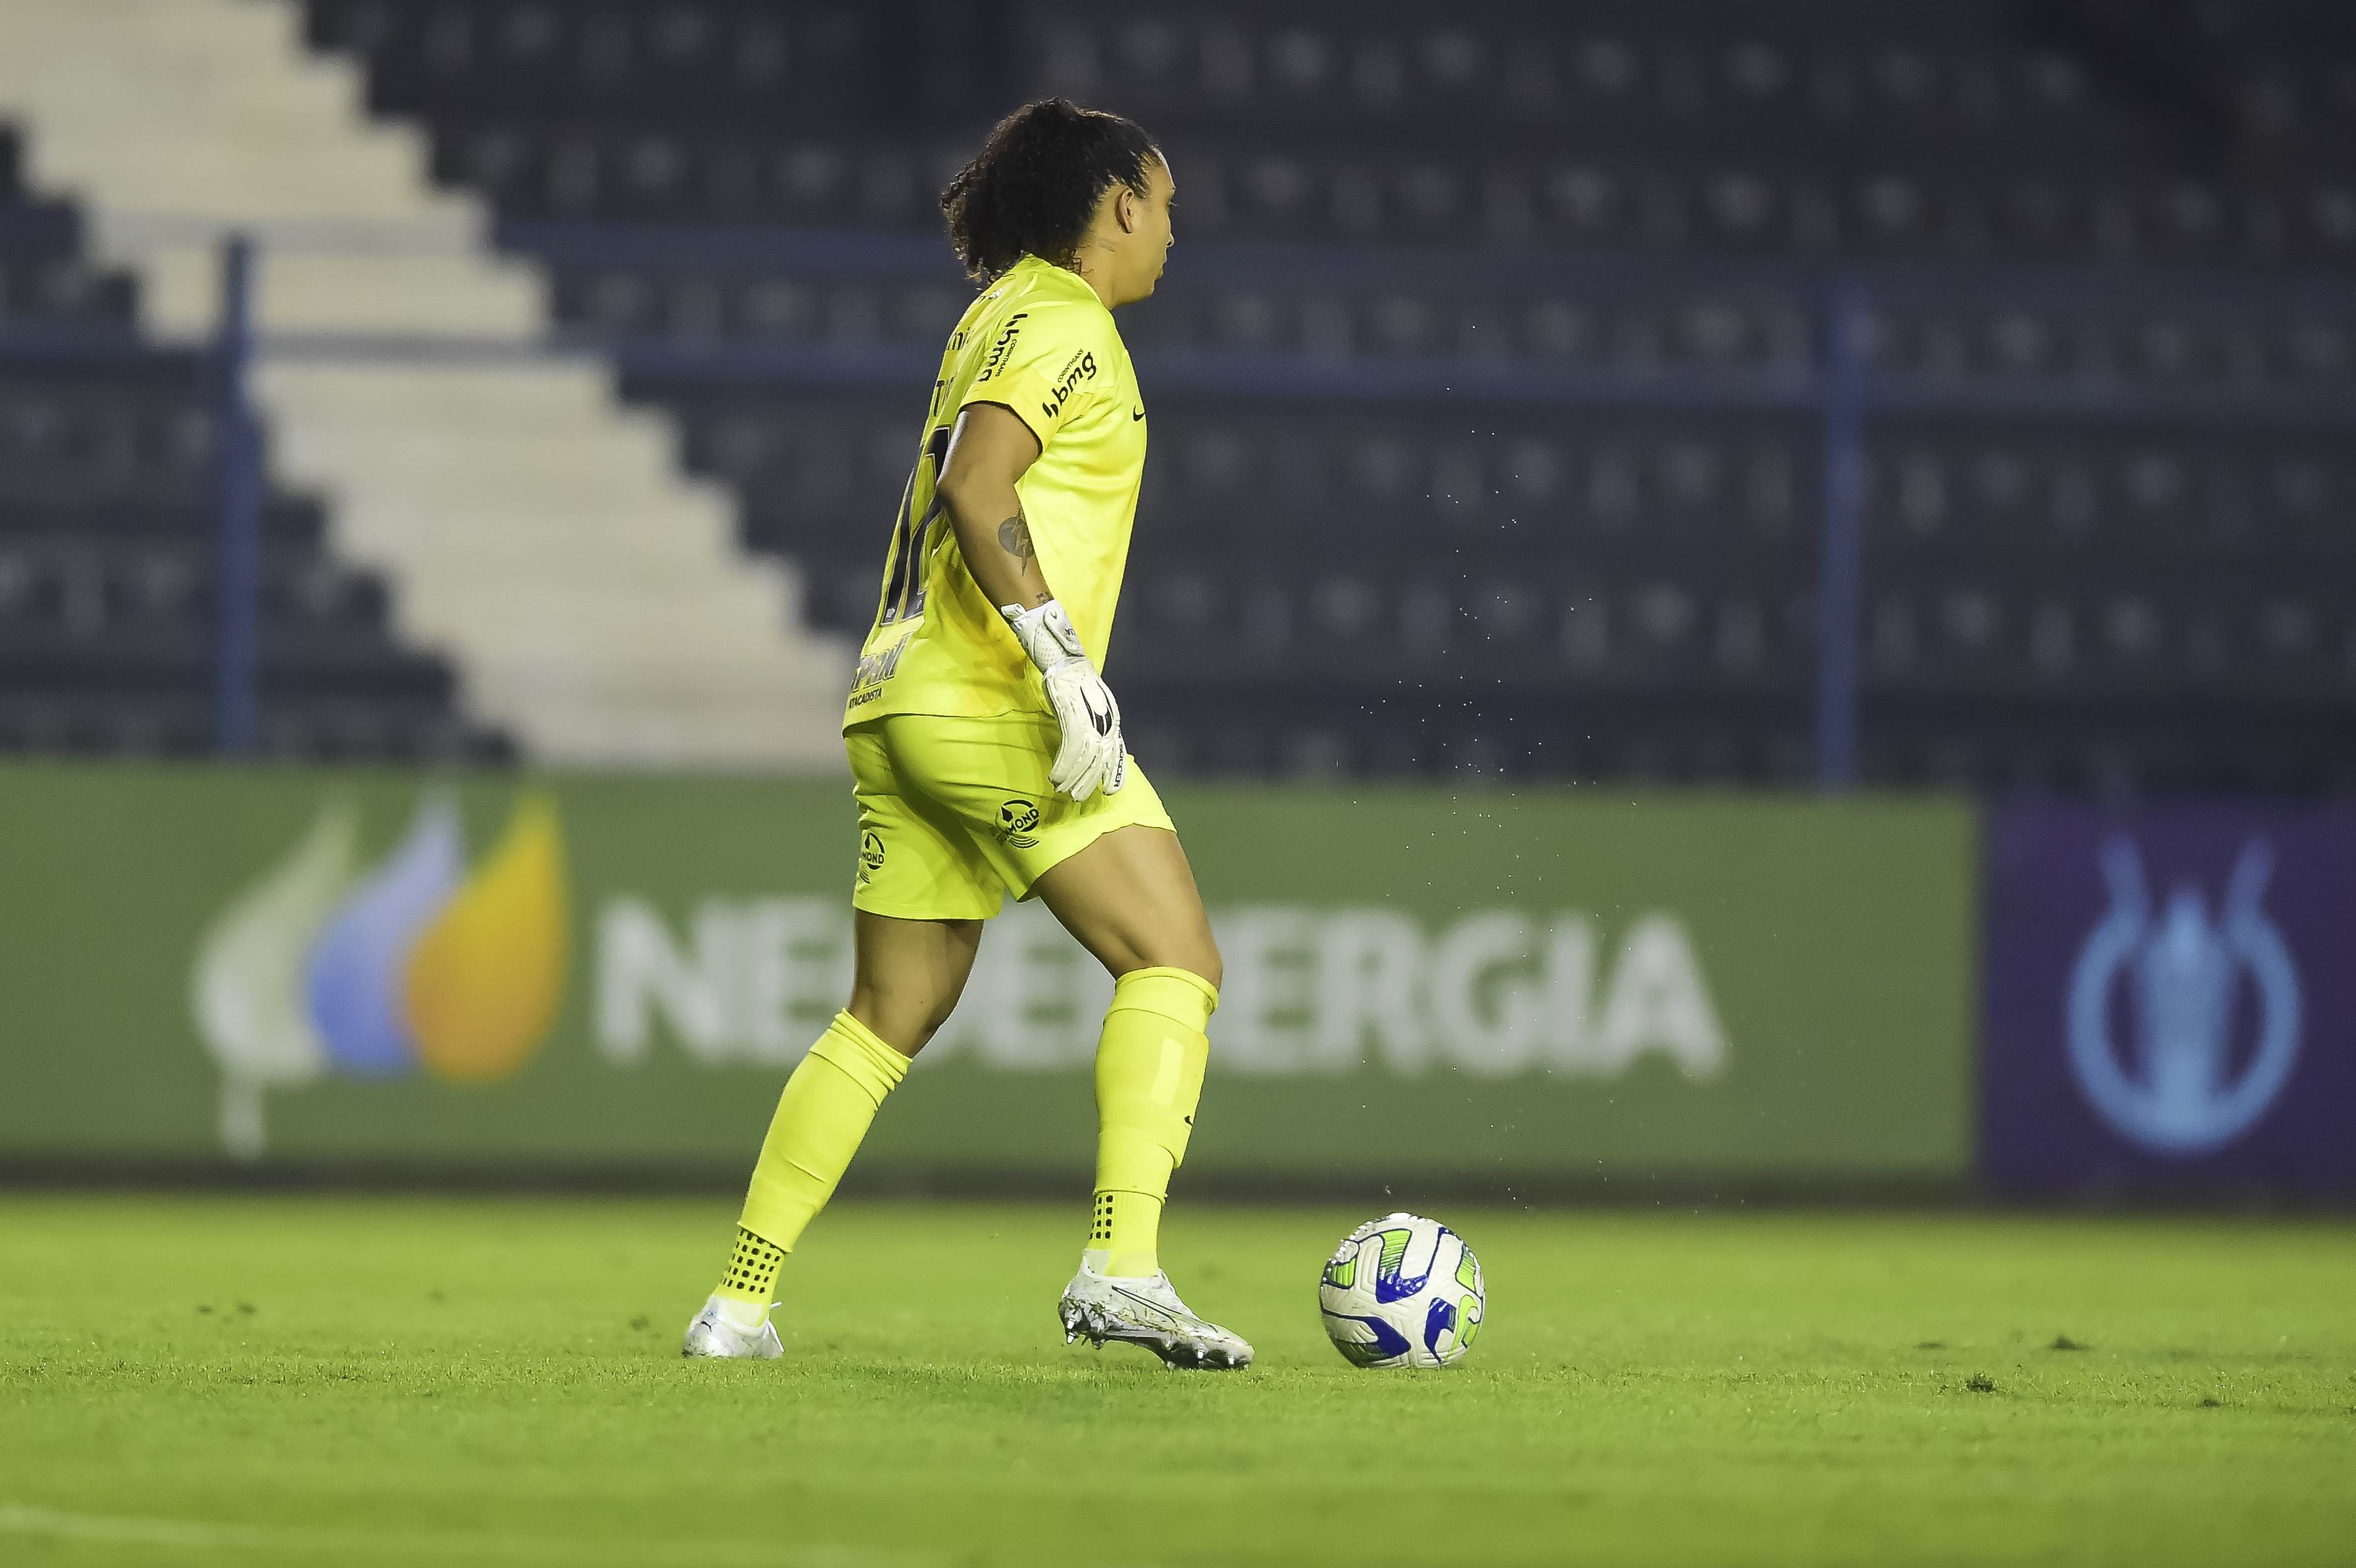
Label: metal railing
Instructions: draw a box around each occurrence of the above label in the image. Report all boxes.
[6,213,2351,782]
[212,234,261,757]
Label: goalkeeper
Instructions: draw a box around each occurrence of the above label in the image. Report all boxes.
[684,100,1250,1369]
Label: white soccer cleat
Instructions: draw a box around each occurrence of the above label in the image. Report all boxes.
[681,1295,783,1360]
[1058,1259,1254,1370]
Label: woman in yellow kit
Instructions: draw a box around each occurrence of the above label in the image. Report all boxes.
[683,100,1252,1369]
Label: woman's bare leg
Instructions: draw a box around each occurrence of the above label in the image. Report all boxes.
[845,910,985,1056]
[1029,825,1220,985]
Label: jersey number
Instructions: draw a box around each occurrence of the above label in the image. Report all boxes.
[880,425,953,627]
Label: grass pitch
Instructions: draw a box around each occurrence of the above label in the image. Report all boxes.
[3,1195,2352,1567]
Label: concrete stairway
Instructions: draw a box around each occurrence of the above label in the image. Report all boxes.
[0,0,850,771]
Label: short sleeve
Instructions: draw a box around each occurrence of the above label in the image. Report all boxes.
[961,301,1113,453]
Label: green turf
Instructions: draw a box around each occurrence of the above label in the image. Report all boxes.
[2,1195,2352,1567]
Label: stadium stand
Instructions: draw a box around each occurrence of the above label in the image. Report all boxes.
[0,0,850,771]
[284,4,2356,789]
[0,120,504,761]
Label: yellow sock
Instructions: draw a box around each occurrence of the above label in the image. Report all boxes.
[716,1226,785,1305]
[713,1227,785,1329]
[1088,966,1216,1279]
[722,1011,909,1303]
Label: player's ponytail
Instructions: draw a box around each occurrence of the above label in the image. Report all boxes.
[941,99,1160,283]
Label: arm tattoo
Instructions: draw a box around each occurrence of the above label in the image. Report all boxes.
[997,515,1035,562]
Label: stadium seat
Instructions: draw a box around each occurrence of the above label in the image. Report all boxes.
[0,139,505,761]
[287,0,2356,790]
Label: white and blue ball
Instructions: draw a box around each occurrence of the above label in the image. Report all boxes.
[1318,1212,1485,1368]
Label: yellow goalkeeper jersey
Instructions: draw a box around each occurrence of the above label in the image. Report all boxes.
[842,255,1147,728]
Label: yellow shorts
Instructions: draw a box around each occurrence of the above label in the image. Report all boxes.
[846,713,1175,921]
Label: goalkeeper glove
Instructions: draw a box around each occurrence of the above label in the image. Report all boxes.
[1001,599,1127,801]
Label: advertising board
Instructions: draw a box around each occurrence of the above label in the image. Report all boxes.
[0,764,1976,1183]
[1983,802,2356,1195]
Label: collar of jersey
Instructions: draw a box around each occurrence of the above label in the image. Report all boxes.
[1006,254,1110,314]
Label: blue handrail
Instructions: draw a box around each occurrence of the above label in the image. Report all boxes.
[213,234,261,758]
[1812,277,1869,792]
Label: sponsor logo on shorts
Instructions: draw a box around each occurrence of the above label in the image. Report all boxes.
[998,797,1041,850]
[857,829,886,884]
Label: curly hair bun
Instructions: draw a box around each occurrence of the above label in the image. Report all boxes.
[941,99,1160,282]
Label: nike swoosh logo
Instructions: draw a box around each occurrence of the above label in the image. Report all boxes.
[1110,1286,1182,1324]
[1132,408,1145,421]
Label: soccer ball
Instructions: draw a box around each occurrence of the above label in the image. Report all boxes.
[1319,1212,1484,1368]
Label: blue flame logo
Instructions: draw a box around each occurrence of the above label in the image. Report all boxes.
[191,790,570,1159]
[2065,837,2300,1158]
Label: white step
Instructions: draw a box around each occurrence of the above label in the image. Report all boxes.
[0,0,852,772]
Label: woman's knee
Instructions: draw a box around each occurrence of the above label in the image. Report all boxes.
[845,984,954,1055]
[1130,934,1219,991]
[847,913,981,1053]
[1187,941,1222,993]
